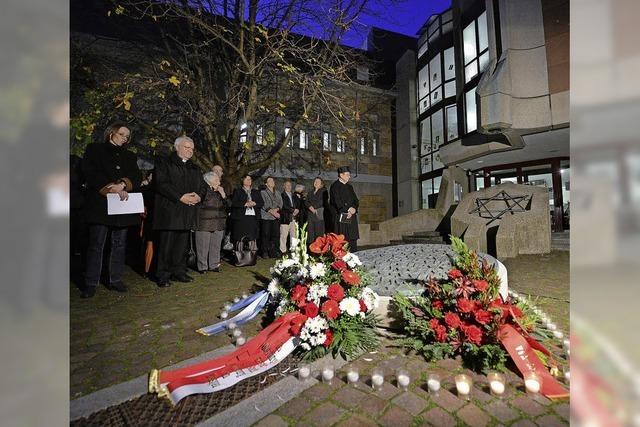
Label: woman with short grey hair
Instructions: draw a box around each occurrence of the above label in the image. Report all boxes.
[195,172,229,273]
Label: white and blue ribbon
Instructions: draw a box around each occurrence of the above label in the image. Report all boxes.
[197,291,270,336]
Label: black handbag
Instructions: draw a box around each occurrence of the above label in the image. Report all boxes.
[234,237,258,267]
[187,231,197,269]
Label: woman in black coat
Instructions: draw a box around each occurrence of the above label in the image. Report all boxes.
[229,175,264,244]
[81,122,142,298]
[195,172,230,272]
[305,177,328,246]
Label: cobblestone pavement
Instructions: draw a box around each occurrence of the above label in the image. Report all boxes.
[70,248,570,416]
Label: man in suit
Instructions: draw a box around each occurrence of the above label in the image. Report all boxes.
[280,180,300,254]
[153,136,207,287]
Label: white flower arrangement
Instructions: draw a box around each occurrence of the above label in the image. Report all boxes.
[267,278,280,297]
[343,253,362,268]
[307,284,328,305]
[309,263,327,279]
[360,287,380,311]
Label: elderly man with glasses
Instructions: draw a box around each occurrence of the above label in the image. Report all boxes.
[153,136,207,287]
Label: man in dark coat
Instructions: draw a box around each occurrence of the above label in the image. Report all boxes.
[280,180,301,254]
[153,136,207,287]
[329,166,360,252]
[81,122,142,298]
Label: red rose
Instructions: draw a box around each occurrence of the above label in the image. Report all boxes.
[359,299,368,312]
[473,279,489,292]
[327,283,345,302]
[474,309,492,325]
[444,312,461,329]
[304,302,319,318]
[428,319,440,330]
[323,329,334,347]
[463,324,483,345]
[432,300,444,310]
[331,260,348,272]
[457,298,474,313]
[291,284,308,307]
[435,325,448,342]
[290,314,308,336]
[321,300,340,320]
[448,269,463,280]
[342,270,360,286]
[309,236,331,254]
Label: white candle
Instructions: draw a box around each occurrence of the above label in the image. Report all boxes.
[224,303,232,311]
[553,330,564,339]
[490,380,505,395]
[227,321,237,330]
[322,367,334,383]
[372,374,384,387]
[563,339,570,350]
[242,293,249,299]
[525,378,541,393]
[347,370,359,384]
[298,366,310,380]
[235,336,246,346]
[398,374,410,389]
[546,322,557,331]
[456,381,470,396]
[233,297,240,303]
[232,328,242,338]
[220,311,229,319]
[427,378,441,392]
[564,371,570,381]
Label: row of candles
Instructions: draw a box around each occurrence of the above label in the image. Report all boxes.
[297,364,551,398]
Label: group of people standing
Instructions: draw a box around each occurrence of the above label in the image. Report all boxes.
[79,122,360,298]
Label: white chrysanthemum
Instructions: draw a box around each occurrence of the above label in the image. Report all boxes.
[339,297,361,316]
[309,263,327,279]
[360,287,380,311]
[310,332,327,347]
[275,299,288,316]
[267,279,280,296]
[304,316,328,333]
[307,284,328,305]
[301,342,311,351]
[343,253,362,268]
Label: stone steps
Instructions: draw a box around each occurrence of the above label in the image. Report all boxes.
[551,231,570,251]
[401,236,445,244]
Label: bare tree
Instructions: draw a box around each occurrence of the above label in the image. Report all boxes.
[71,0,398,182]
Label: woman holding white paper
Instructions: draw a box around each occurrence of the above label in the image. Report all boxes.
[81,122,142,298]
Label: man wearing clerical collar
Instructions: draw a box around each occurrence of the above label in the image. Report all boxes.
[329,166,360,252]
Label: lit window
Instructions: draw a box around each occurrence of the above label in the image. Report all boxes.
[372,138,378,156]
[465,88,477,133]
[285,127,291,147]
[463,11,489,83]
[256,125,263,145]
[360,137,366,155]
[336,137,345,153]
[322,132,331,151]
[299,129,308,149]
[240,123,247,144]
[446,105,458,141]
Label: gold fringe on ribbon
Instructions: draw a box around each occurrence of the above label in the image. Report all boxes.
[148,369,159,394]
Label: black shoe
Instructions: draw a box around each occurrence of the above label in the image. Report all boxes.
[81,287,96,298]
[108,282,128,293]
[209,266,222,273]
[196,270,207,274]
[157,279,171,288]
[171,274,193,283]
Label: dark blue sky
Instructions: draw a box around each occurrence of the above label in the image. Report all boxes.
[342,0,451,48]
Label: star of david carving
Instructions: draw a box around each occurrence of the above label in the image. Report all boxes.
[468,190,531,225]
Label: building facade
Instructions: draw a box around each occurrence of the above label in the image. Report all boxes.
[396,0,569,232]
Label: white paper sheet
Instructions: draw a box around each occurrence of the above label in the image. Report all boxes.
[107,192,145,215]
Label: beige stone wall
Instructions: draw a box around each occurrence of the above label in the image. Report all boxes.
[358,208,443,246]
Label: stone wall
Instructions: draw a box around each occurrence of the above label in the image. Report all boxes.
[450,182,551,259]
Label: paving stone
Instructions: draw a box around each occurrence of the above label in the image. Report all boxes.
[511,396,547,417]
[457,403,492,427]
[553,403,570,421]
[484,401,520,423]
[431,388,465,412]
[471,385,493,403]
[303,402,346,427]
[276,397,312,420]
[372,381,401,400]
[357,394,389,416]
[332,386,369,409]
[421,407,456,427]
[436,358,461,371]
[378,405,414,427]
[392,391,428,416]
[336,414,376,427]
[303,383,333,402]
[535,414,567,427]
[255,414,289,427]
